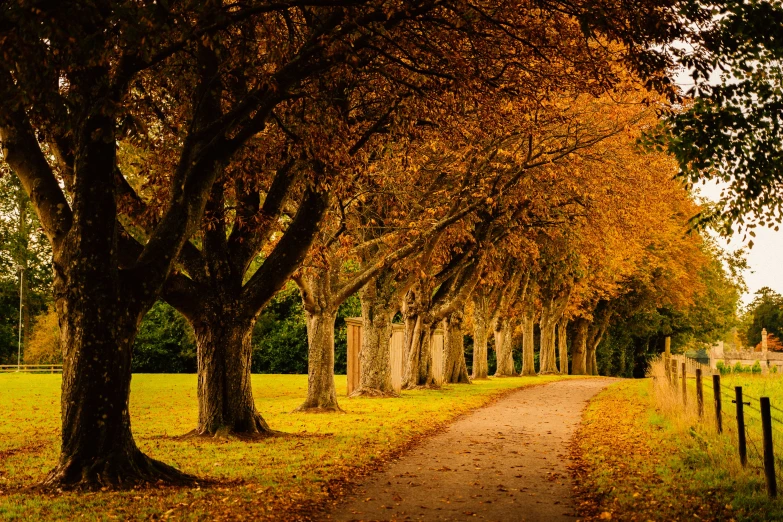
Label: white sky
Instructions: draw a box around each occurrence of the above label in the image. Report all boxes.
[693,181,783,307]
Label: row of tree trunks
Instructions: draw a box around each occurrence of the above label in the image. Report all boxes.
[442,311,471,383]
[570,318,589,375]
[521,313,536,376]
[494,316,516,376]
[471,293,490,379]
[402,313,437,389]
[557,318,569,374]
[355,276,397,397]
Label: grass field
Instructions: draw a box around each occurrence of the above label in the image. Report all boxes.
[0,373,575,520]
[574,376,783,521]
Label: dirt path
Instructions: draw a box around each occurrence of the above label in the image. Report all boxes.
[327,378,615,522]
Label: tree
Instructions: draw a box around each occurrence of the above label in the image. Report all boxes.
[24,305,60,365]
[657,0,783,235]
[0,169,52,364]
[132,302,197,374]
[742,288,781,349]
[2,0,432,487]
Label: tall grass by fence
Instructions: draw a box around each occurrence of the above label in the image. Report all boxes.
[652,355,783,499]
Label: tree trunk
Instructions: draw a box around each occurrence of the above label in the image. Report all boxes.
[557,318,569,375]
[354,276,397,396]
[298,310,341,411]
[521,313,536,376]
[471,294,490,379]
[494,316,515,377]
[571,318,589,375]
[539,316,558,374]
[402,313,436,389]
[443,311,470,384]
[585,336,598,375]
[44,256,190,489]
[190,314,271,437]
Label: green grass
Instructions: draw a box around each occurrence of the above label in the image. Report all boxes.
[0,373,576,520]
[575,376,783,521]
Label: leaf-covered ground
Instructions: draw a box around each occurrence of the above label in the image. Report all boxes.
[0,373,574,520]
[571,379,783,522]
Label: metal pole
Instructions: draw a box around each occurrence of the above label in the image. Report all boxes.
[696,368,703,418]
[761,397,778,498]
[17,266,23,371]
[682,362,687,406]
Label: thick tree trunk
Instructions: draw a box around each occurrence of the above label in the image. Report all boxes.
[44,260,190,489]
[557,318,569,375]
[585,335,598,375]
[521,313,536,376]
[298,310,341,411]
[570,318,589,375]
[354,277,397,396]
[402,314,436,389]
[494,317,515,377]
[41,105,193,489]
[539,317,558,374]
[471,295,490,379]
[190,314,271,437]
[443,312,470,384]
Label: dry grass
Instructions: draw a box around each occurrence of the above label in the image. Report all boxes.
[573,360,783,521]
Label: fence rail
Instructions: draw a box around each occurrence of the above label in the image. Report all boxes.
[0,364,62,373]
[658,354,781,498]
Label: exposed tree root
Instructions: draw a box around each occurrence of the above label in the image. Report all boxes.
[176,427,281,442]
[402,383,441,391]
[292,404,346,413]
[349,388,400,398]
[40,449,200,491]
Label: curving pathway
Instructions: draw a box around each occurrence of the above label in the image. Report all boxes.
[328,378,615,522]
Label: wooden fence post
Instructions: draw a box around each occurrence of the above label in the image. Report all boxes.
[761,397,778,498]
[682,362,687,406]
[696,368,703,418]
[664,354,670,383]
[671,360,678,389]
[735,386,747,466]
[713,374,723,434]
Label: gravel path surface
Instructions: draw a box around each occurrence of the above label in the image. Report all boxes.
[328,378,615,522]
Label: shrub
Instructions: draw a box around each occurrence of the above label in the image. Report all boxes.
[132,301,197,373]
[24,305,61,364]
[751,361,762,374]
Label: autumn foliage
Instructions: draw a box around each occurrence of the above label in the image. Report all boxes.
[0,0,741,492]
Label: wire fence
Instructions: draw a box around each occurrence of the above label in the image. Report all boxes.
[0,364,62,373]
[654,354,780,498]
